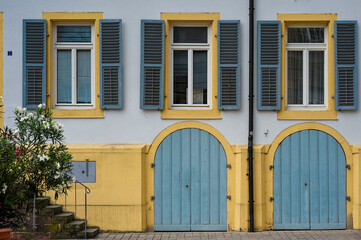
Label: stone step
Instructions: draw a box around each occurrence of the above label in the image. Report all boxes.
[64,220,86,233]
[39,204,62,216]
[35,196,50,209]
[77,228,99,239]
[52,212,74,224]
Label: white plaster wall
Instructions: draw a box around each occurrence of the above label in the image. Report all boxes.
[1,0,360,145]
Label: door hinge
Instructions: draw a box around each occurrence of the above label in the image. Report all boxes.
[151,196,155,200]
[151,163,155,168]
[269,165,274,170]
[227,195,231,200]
[227,164,231,169]
[270,197,274,201]
[346,196,351,201]
[346,164,351,169]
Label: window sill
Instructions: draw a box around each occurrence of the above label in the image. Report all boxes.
[161,109,221,119]
[51,108,104,119]
[277,109,337,120]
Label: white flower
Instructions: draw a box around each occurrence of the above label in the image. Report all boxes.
[14,129,19,136]
[28,113,33,118]
[0,96,3,102]
[72,177,76,183]
[38,103,45,109]
[56,162,61,169]
[54,174,60,179]
[2,183,7,193]
[38,154,49,162]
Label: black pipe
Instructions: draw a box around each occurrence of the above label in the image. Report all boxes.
[248,0,255,232]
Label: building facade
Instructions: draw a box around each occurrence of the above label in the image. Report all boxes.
[1,0,361,232]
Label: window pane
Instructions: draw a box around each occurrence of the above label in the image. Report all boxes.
[57,26,91,42]
[174,27,207,43]
[77,50,91,104]
[309,51,324,104]
[173,50,188,104]
[193,51,207,104]
[287,51,303,104]
[57,50,72,103]
[288,28,324,43]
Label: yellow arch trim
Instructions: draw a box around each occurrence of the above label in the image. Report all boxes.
[145,121,236,231]
[265,122,353,229]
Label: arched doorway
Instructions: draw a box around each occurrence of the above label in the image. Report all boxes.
[154,128,227,231]
[273,130,346,229]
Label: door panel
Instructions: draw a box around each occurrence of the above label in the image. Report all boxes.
[154,128,227,231]
[274,130,346,230]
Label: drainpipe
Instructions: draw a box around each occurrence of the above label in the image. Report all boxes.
[248,0,255,232]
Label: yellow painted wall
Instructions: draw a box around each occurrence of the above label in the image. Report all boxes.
[55,144,148,231]
[54,122,360,231]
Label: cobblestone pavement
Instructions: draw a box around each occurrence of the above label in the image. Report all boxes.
[94,230,361,240]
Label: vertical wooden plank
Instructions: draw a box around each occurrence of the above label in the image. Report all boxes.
[337,144,347,226]
[162,135,172,225]
[154,144,163,226]
[171,130,182,225]
[273,146,282,226]
[191,129,201,226]
[328,136,338,223]
[300,130,310,226]
[200,130,210,225]
[219,141,227,226]
[210,134,220,225]
[319,131,329,224]
[290,132,301,224]
[182,129,191,227]
[310,130,320,225]
[281,137,291,225]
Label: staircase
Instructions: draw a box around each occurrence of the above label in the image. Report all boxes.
[35,196,99,239]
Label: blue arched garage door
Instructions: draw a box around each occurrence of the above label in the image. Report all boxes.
[274,130,346,229]
[154,128,227,231]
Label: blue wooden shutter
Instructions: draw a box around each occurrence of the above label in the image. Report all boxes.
[218,20,241,110]
[140,20,164,110]
[335,21,358,110]
[257,21,281,110]
[100,19,122,109]
[23,19,46,109]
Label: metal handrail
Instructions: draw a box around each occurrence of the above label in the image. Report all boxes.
[64,180,91,239]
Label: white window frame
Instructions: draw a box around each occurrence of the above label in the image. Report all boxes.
[286,23,328,110]
[52,22,95,109]
[169,23,212,109]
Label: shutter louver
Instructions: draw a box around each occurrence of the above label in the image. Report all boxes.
[218,20,240,110]
[257,21,281,110]
[140,20,164,109]
[100,19,122,109]
[335,21,358,110]
[23,20,46,109]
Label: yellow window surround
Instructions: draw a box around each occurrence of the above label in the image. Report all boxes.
[43,12,104,119]
[160,13,221,119]
[277,13,338,120]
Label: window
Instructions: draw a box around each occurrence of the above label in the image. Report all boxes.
[170,24,211,108]
[286,26,327,110]
[256,14,358,120]
[53,24,94,108]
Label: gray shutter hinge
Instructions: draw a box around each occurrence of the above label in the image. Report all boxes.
[227,164,231,169]
[332,34,335,37]
[164,94,167,97]
[281,34,284,37]
[270,197,274,201]
[151,196,155,200]
[346,164,351,169]
[97,33,100,36]
[215,95,218,98]
[227,195,231,200]
[214,34,218,37]
[269,165,274,170]
[164,33,167,37]
[346,196,351,201]
[151,163,155,168]
[46,93,50,96]
[332,95,335,98]
[97,94,100,97]
[46,33,49,37]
